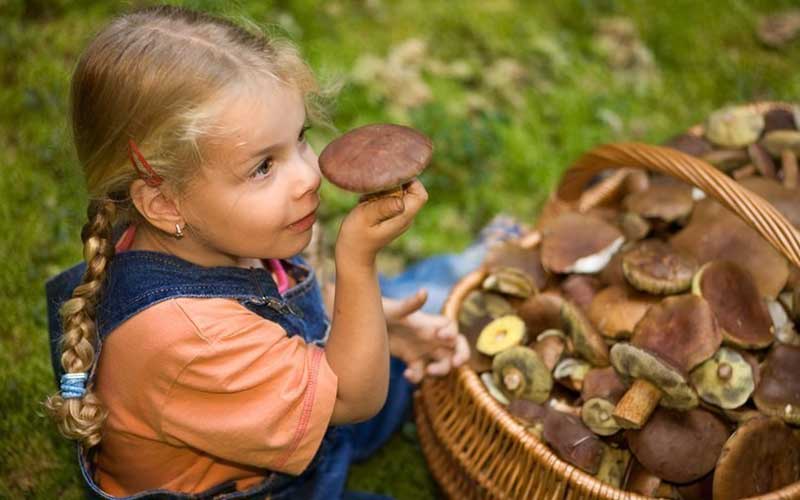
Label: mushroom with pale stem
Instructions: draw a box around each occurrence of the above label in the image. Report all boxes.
[753,344,800,424]
[318,123,432,199]
[622,177,695,224]
[713,417,800,500]
[621,239,698,295]
[626,407,729,484]
[531,329,566,372]
[588,285,658,340]
[671,199,790,299]
[492,345,553,403]
[611,294,721,429]
[542,408,605,474]
[761,129,800,189]
[481,266,535,299]
[581,366,628,436]
[553,357,592,392]
[560,300,610,367]
[692,260,774,349]
[475,314,526,356]
[767,296,798,345]
[457,290,513,372]
[705,105,765,148]
[689,347,755,409]
[540,213,625,274]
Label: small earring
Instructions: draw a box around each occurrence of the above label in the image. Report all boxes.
[174,224,184,239]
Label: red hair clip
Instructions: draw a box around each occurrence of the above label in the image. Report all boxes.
[128,139,164,187]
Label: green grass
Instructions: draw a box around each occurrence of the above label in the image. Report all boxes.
[2,0,798,498]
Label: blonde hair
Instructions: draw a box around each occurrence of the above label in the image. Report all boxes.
[45,4,328,448]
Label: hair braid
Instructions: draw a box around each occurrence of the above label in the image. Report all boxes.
[45,199,116,448]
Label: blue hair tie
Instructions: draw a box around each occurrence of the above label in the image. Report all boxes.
[60,372,89,399]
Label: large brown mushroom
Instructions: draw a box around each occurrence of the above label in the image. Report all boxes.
[543,408,605,474]
[626,407,729,484]
[515,292,565,338]
[588,285,658,340]
[540,213,624,274]
[483,240,549,291]
[713,417,800,500]
[622,177,694,224]
[753,344,800,424]
[611,294,721,429]
[692,260,774,349]
[318,123,432,198]
[621,239,698,295]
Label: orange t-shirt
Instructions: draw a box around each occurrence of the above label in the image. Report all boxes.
[92,296,338,495]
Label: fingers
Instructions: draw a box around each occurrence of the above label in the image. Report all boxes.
[367,195,405,225]
[388,289,428,319]
[435,318,458,343]
[425,351,452,377]
[452,334,470,368]
[403,359,426,384]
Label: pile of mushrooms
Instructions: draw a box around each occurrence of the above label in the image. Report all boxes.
[457,103,800,498]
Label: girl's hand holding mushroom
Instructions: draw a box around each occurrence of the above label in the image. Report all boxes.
[383,289,471,383]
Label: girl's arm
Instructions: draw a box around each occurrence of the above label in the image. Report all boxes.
[325,180,427,424]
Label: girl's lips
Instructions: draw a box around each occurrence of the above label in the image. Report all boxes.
[288,210,317,232]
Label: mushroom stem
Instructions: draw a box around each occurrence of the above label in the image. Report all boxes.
[613,378,663,429]
[503,368,523,392]
[782,149,798,189]
[717,362,733,381]
[357,182,409,203]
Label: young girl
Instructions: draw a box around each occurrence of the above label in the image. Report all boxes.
[44,5,468,499]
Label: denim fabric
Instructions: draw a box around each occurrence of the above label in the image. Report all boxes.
[45,252,393,500]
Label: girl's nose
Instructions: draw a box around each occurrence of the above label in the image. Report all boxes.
[290,149,321,199]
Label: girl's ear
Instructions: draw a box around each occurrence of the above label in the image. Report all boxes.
[129,179,184,234]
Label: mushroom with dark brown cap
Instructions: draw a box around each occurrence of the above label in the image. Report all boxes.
[611,294,721,429]
[531,330,566,372]
[689,347,755,409]
[588,285,658,340]
[458,290,513,372]
[581,366,628,436]
[515,292,565,336]
[484,241,549,291]
[753,343,800,424]
[713,417,800,500]
[318,123,432,198]
[561,301,610,367]
[691,260,774,349]
[475,314,526,356]
[622,178,694,224]
[739,176,800,229]
[626,407,729,484]
[664,133,713,157]
[618,211,651,241]
[621,239,698,295]
[507,399,548,438]
[492,346,553,403]
[543,408,605,474]
[560,274,602,313]
[540,213,624,274]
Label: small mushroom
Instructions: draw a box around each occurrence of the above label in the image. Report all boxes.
[318,123,432,198]
[626,407,729,484]
[484,240,548,291]
[621,239,697,295]
[664,133,713,157]
[475,315,526,356]
[713,417,800,500]
[540,213,624,274]
[553,357,591,392]
[492,346,553,403]
[543,408,605,474]
[561,301,610,367]
[753,344,800,424]
[482,266,536,299]
[458,290,513,372]
[531,330,566,371]
[692,260,774,349]
[761,130,800,189]
[581,366,628,436]
[588,285,658,340]
[747,142,777,178]
[622,178,694,224]
[618,211,651,241]
[515,292,565,336]
[595,445,631,489]
[705,105,765,148]
[763,106,798,132]
[701,148,751,173]
[612,294,721,428]
[480,371,509,405]
[767,297,799,345]
[689,347,755,409]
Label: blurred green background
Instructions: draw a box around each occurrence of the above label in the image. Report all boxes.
[2,0,798,498]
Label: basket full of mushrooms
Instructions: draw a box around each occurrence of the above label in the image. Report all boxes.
[414,102,800,500]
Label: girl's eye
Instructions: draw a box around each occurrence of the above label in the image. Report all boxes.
[299,124,311,143]
[251,157,274,179]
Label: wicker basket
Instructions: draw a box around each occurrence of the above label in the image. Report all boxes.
[414,104,800,500]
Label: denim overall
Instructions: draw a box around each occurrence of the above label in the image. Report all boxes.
[45,251,413,500]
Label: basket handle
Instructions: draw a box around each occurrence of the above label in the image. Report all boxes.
[555,142,800,269]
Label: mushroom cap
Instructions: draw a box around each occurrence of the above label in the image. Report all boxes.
[531,334,566,372]
[595,445,631,489]
[761,129,800,156]
[713,417,800,500]
[480,371,510,405]
[692,260,774,349]
[482,266,536,298]
[560,274,602,312]
[476,314,526,356]
[664,133,713,157]
[543,409,605,474]
[318,123,432,193]
[507,398,548,426]
[582,397,622,436]
[484,241,549,291]
[458,290,513,372]
[753,344,800,424]
[610,343,698,409]
[622,179,694,223]
[561,301,610,367]
[619,211,651,241]
[739,176,800,229]
[553,357,591,392]
[671,199,789,298]
[689,347,755,409]
[631,294,722,374]
[581,366,628,402]
[706,105,765,148]
[588,285,657,340]
[701,148,751,172]
[516,292,565,337]
[540,213,624,274]
[492,345,553,403]
[763,107,798,132]
[626,407,729,484]
[621,239,698,295]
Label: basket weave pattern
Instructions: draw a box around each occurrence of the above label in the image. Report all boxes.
[415,112,800,499]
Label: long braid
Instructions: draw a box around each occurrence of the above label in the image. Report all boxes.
[45,199,116,448]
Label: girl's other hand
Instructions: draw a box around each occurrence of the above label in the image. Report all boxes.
[335,180,428,266]
[384,289,470,384]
